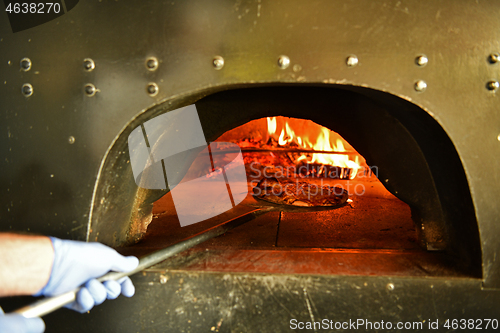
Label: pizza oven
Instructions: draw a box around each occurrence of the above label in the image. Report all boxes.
[91,85,481,279]
[1,0,500,331]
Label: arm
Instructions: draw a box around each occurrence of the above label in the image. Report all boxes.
[0,233,139,312]
[0,234,53,297]
[0,233,139,333]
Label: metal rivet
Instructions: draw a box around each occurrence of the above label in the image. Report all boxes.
[146,57,158,71]
[415,55,428,67]
[20,58,31,71]
[159,275,168,284]
[414,80,427,92]
[213,56,224,70]
[497,134,500,141]
[83,58,95,71]
[386,283,395,291]
[147,83,159,96]
[346,55,358,67]
[84,83,97,97]
[486,80,499,91]
[488,53,500,64]
[68,136,75,144]
[21,83,33,97]
[277,55,290,69]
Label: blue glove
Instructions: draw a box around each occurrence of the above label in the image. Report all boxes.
[0,307,45,333]
[34,237,139,313]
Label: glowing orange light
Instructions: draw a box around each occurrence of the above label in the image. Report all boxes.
[266,117,361,178]
[267,117,277,136]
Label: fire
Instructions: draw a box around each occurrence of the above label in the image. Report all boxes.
[267,117,361,179]
[267,117,277,136]
[278,122,297,145]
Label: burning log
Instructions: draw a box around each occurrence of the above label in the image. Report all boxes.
[296,162,352,179]
[215,116,367,181]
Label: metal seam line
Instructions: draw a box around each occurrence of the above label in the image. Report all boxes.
[208,144,235,207]
[222,168,236,208]
[207,143,216,172]
[61,0,68,13]
[140,123,168,188]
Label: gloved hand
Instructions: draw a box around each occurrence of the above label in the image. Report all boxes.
[0,307,45,333]
[34,237,139,313]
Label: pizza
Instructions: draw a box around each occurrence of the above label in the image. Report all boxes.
[252,177,348,207]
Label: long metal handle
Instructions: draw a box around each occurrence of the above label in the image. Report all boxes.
[13,208,269,318]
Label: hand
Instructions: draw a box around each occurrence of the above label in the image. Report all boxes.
[34,237,139,313]
[67,277,136,313]
[0,308,45,333]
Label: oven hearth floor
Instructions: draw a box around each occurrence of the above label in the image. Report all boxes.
[117,180,469,278]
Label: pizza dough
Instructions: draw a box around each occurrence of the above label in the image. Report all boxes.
[253,177,348,207]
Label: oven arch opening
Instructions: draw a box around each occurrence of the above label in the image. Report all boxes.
[89,85,481,278]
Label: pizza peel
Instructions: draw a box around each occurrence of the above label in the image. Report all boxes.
[13,185,348,318]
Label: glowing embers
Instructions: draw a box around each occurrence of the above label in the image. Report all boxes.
[216,116,372,181]
[267,117,361,177]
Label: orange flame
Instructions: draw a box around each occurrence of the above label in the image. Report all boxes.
[267,117,361,179]
[267,117,277,136]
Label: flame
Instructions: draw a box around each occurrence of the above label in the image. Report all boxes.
[267,117,277,136]
[267,117,361,179]
[277,122,298,145]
